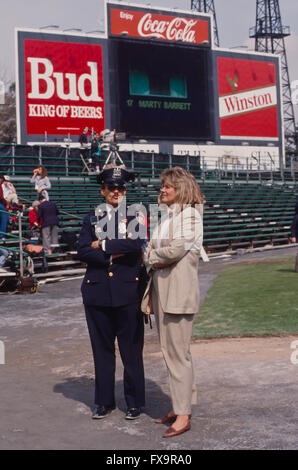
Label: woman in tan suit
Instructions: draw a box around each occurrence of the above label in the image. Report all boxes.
[142,167,204,438]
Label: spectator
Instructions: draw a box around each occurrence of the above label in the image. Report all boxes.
[37,194,59,255]
[30,166,51,201]
[0,246,9,272]
[79,127,89,148]
[90,132,102,173]
[28,200,41,238]
[79,127,90,163]
[1,175,18,206]
[290,200,298,272]
[0,175,9,239]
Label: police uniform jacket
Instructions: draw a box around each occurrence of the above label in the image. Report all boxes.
[77,205,147,308]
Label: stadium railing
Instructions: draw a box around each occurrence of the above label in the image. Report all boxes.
[1,142,298,183]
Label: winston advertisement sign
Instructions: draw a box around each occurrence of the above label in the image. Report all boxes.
[217,56,280,140]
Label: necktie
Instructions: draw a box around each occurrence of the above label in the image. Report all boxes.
[110,209,119,239]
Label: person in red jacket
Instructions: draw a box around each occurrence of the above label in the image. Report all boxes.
[28,200,41,238]
[28,201,40,229]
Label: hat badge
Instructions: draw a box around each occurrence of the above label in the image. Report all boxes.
[112,167,122,179]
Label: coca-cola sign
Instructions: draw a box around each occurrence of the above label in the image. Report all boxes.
[109,6,210,45]
[23,38,105,137]
[137,14,198,42]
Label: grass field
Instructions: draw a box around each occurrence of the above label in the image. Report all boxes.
[193,257,298,338]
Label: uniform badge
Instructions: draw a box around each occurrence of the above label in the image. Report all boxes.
[112,167,122,179]
[135,211,146,225]
[119,220,127,234]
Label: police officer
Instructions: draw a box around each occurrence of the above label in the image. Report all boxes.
[77,166,146,420]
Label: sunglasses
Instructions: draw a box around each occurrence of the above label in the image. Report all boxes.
[107,184,126,192]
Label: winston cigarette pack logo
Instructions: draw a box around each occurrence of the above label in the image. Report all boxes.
[226,72,239,91]
[219,85,277,118]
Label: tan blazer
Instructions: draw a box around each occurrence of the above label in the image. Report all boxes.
[141,206,203,315]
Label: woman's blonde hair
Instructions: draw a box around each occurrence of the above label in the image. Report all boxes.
[160,167,204,207]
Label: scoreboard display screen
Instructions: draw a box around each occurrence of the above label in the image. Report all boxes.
[114,40,212,140]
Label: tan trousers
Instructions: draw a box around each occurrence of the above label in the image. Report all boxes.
[152,287,197,415]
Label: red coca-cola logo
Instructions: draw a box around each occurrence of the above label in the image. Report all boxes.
[110,7,209,45]
[137,13,197,43]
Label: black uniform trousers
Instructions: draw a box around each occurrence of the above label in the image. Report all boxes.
[85,302,145,409]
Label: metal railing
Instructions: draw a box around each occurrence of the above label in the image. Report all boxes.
[0,143,297,184]
[249,24,290,38]
[0,207,24,277]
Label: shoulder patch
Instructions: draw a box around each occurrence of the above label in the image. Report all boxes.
[135,211,146,225]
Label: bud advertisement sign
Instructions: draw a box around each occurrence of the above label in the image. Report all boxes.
[16,30,108,144]
[107,2,210,46]
[217,55,280,140]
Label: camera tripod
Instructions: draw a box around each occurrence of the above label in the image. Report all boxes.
[102,143,125,168]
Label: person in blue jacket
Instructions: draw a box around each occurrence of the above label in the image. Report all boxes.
[77,166,147,420]
[37,194,59,254]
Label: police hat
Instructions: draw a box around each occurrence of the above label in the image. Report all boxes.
[96,166,135,186]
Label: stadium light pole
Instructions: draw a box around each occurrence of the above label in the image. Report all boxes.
[191,0,220,47]
[249,0,297,161]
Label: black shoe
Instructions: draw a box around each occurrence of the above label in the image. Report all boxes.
[92,405,115,419]
[125,408,141,420]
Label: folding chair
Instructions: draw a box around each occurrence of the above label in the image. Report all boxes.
[80,152,95,175]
